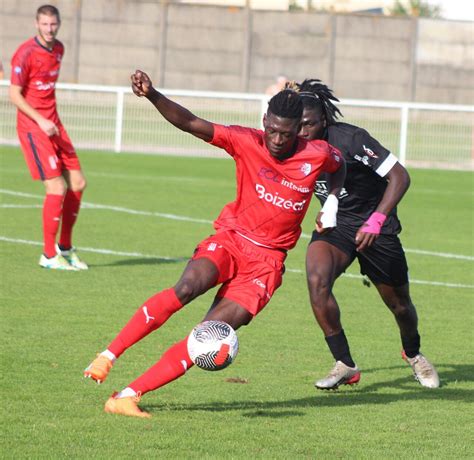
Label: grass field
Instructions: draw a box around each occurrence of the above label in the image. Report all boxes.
[1,145,473,458]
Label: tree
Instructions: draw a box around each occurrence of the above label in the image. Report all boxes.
[390,0,442,18]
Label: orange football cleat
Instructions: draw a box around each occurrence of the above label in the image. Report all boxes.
[104,392,151,418]
[84,354,113,384]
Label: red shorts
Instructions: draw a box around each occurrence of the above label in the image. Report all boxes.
[192,231,286,316]
[17,124,81,180]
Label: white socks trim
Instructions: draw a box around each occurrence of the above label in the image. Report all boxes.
[116,387,137,399]
[101,350,117,363]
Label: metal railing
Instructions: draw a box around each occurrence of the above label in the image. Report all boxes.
[1,81,472,169]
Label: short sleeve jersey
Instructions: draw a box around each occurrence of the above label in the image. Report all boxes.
[11,37,64,130]
[209,123,343,250]
[315,122,401,234]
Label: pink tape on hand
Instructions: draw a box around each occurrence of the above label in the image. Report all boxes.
[361,212,387,235]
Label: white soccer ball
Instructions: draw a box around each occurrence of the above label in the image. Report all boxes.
[187,320,239,371]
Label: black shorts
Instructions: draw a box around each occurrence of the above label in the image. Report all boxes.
[310,224,409,286]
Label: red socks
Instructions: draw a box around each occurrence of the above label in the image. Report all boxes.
[129,338,194,395]
[42,190,83,257]
[59,190,82,249]
[43,194,63,257]
[108,288,184,358]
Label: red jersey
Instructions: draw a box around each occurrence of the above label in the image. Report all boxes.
[209,124,343,251]
[11,37,64,130]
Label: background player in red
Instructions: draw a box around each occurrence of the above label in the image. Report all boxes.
[83,69,346,418]
[9,5,88,271]
[291,79,439,389]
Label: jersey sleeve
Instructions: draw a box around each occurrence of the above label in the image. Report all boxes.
[323,144,344,173]
[350,128,398,177]
[10,45,31,87]
[208,123,253,158]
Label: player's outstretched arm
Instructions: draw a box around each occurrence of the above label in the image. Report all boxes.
[355,162,410,251]
[131,70,214,142]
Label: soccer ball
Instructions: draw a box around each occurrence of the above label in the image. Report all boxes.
[187,320,239,371]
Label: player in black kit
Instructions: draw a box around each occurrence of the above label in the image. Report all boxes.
[290,79,439,389]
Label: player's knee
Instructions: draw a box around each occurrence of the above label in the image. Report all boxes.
[307,271,332,304]
[78,177,87,192]
[44,179,66,196]
[71,176,87,192]
[174,279,200,304]
[388,299,414,318]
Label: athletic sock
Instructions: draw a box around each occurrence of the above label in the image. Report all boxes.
[401,332,421,358]
[100,349,117,363]
[59,190,82,249]
[115,387,137,399]
[128,338,194,395]
[325,330,356,368]
[43,194,64,258]
[108,288,183,358]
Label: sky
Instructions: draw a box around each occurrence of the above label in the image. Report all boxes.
[427,0,474,21]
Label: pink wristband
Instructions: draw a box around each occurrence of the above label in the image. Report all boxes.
[361,212,387,234]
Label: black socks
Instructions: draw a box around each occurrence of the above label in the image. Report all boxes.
[325,330,356,368]
[401,332,421,358]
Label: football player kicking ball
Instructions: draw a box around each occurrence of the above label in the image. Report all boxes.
[290,79,439,389]
[9,5,88,270]
[83,70,346,418]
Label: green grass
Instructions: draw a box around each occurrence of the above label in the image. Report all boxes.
[1,146,473,459]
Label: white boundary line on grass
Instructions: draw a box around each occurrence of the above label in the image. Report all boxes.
[0,236,472,290]
[285,266,473,289]
[0,236,185,262]
[1,188,473,262]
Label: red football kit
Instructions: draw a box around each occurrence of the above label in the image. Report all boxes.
[102,122,343,398]
[11,37,80,180]
[190,123,343,315]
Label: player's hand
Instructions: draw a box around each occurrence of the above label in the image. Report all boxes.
[38,118,59,137]
[131,70,153,97]
[315,211,334,235]
[355,227,378,252]
[315,195,338,234]
[355,211,386,252]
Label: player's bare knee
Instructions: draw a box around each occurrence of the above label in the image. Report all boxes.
[388,300,413,318]
[77,177,87,192]
[174,279,201,304]
[307,272,331,303]
[44,179,66,196]
[70,176,87,192]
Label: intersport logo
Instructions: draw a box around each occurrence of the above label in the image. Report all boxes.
[255,184,306,212]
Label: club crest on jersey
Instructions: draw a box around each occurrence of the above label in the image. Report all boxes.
[14,66,22,74]
[207,242,218,252]
[300,163,312,176]
[363,144,378,158]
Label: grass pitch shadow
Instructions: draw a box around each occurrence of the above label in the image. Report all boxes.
[90,256,188,268]
[142,363,473,417]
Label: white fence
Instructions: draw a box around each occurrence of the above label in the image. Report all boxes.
[1,81,473,169]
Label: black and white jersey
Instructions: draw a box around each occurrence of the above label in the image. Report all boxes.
[316,122,401,234]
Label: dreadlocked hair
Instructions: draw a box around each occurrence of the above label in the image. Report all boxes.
[291,79,342,125]
[268,89,303,120]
